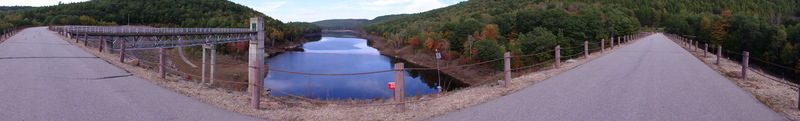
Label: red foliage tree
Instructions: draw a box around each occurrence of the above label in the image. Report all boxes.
[442,52,452,60]
[408,38,420,46]
[226,41,248,55]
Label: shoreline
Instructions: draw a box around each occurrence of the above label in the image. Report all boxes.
[359,33,500,86]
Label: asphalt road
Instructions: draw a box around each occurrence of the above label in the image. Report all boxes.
[0,27,263,121]
[431,33,787,120]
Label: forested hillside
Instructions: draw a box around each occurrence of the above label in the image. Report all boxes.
[364,0,641,70]
[364,0,800,81]
[0,0,320,44]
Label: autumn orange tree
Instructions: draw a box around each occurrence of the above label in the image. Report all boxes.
[708,10,732,46]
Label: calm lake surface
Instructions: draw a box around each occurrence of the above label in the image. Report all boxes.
[264,36,465,100]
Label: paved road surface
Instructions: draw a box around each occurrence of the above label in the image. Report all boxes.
[431,34,786,120]
[0,27,263,121]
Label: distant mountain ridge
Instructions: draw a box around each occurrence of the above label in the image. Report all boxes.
[312,14,408,30]
[0,6,36,11]
[312,19,369,30]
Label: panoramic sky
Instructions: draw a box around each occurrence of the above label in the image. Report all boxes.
[0,0,88,6]
[1,0,468,22]
[229,0,468,22]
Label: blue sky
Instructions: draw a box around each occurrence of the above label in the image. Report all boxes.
[228,0,468,22]
[2,0,468,22]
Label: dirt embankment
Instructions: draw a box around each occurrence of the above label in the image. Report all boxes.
[361,34,501,86]
[266,40,306,56]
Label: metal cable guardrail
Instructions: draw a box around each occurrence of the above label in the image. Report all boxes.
[562,50,585,58]
[1,25,33,42]
[276,51,382,55]
[561,44,585,50]
[129,52,441,106]
[750,57,800,72]
[512,60,554,71]
[513,50,555,58]
[64,29,651,108]
[665,34,800,90]
[131,44,535,105]
[405,58,504,70]
[723,49,743,55]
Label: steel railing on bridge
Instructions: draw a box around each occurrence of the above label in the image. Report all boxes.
[52,17,269,109]
[49,26,258,51]
[51,26,256,36]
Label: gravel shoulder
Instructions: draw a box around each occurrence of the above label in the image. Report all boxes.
[671,36,800,120]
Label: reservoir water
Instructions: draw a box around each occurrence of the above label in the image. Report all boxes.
[264,36,465,100]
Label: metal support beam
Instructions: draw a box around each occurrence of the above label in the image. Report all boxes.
[210,44,216,85]
[104,37,113,53]
[202,45,208,83]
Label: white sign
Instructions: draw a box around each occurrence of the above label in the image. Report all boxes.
[435,49,441,59]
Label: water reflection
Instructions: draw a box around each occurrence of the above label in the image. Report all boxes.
[264,37,465,99]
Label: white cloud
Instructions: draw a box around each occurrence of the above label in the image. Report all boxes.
[0,0,89,6]
[401,0,446,13]
[352,0,446,14]
[364,0,411,5]
[251,1,288,12]
[235,0,463,22]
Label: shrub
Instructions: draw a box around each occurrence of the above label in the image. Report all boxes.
[472,40,503,70]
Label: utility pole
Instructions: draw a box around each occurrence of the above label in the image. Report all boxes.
[435,49,442,92]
